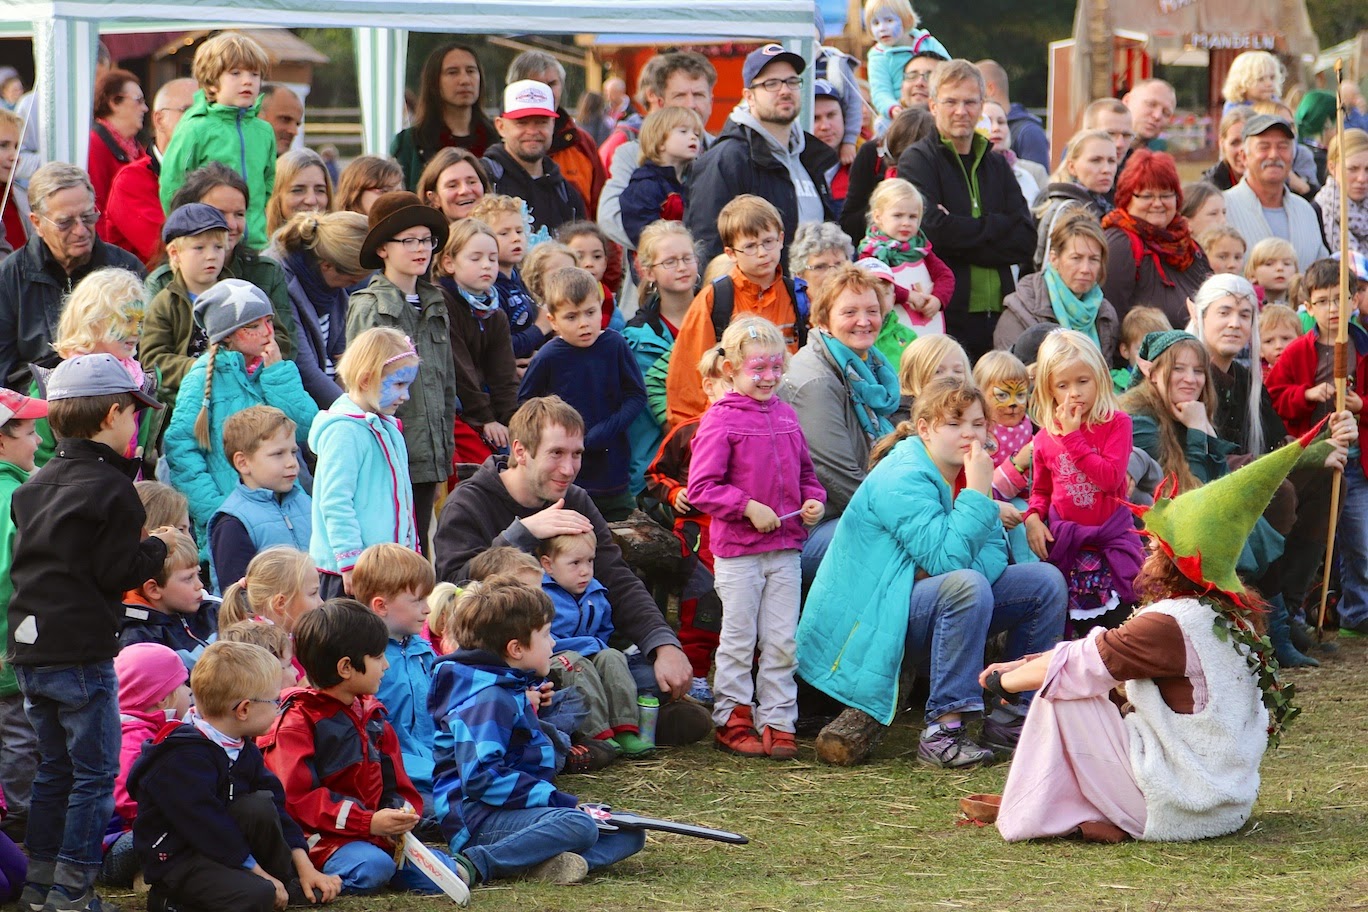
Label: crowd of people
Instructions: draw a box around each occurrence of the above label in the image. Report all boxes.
[0,7,1365,909]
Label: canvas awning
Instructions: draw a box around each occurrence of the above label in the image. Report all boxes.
[2,0,817,166]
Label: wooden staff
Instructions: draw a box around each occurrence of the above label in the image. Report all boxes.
[1316,58,1352,639]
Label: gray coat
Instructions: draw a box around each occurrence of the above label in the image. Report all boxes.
[995,270,1120,363]
[345,274,458,485]
[778,334,874,520]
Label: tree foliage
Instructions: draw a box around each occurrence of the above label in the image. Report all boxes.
[915,0,1076,107]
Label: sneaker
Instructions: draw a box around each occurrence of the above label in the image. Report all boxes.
[714,706,766,757]
[688,676,715,706]
[761,726,798,760]
[981,711,1025,753]
[524,852,588,885]
[42,886,121,912]
[453,854,480,887]
[21,883,50,912]
[917,724,993,769]
[613,731,656,758]
[656,696,713,746]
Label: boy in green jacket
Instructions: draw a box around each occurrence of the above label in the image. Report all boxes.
[0,388,49,845]
[159,33,276,249]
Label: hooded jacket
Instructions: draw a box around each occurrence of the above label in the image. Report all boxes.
[429,649,578,851]
[432,456,682,659]
[346,272,459,485]
[994,270,1120,362]
[0,231,145,387]
[308,396,418,573]
[276,252,348,407]
[541,574,614,657]
[118,592,220,665]
[0,460,26,697]
[622,295,675,493]
[685,115,838,262]
[159,90,277,249]
[685,390,825,558]
[896,132,1035,319]
[379,633,436,796]
[129,719,307,882]
[258,687,421,866]
[481,144,586,234]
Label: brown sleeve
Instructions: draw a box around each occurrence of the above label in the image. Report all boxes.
[1095,612,1188,682]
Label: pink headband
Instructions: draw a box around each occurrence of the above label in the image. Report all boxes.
[383,337,419,368]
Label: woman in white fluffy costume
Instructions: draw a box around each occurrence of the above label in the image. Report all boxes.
[980,419,1341,843]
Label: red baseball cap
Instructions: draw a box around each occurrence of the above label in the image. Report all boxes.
[0,388,48,426]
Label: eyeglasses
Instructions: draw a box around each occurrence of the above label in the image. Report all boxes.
[732,237,781,257]
[804,262,842,273]
[115,93,147,106]
[40,210,100,234]
[1133,191,1177,203]
[934,97,983,111]
[750,76,802,93]
[156,105,191,115]
[389,235,438,250]
[246,697,283,710]
[903,70,934,84]
[649,254,698,270]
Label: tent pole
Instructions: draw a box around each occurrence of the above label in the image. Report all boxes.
[354,27,407,158]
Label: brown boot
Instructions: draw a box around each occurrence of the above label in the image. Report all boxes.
[714,706,765,757]
[762,726,798,760]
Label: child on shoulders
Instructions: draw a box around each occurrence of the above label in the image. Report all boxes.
[119,530,219,667]
[430,580,646,886]
[1246,237,1298,307]
[864,0,950,126]
[129,641,340,911]
[209,405,313,591]
[260,601,464,895]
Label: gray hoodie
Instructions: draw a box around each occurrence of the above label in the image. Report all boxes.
[729,107,825,227]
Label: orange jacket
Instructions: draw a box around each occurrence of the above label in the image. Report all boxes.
[550,110,606,214]
[664,265,800,428]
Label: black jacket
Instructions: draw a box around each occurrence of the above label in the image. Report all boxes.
[128,720,307,882]
[432,455,681,659]
[481,144,586,235]
[0,232,145,388]
[840,139,888,245]
[685,118,838,262]
[8,437,168,665]
[896,133,1036,317]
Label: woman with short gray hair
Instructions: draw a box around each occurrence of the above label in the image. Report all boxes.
[789,221,854,308]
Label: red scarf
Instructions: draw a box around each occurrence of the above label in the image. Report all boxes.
[1101,208,1199,284]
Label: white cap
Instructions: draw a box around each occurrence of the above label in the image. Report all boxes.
[502,80,556,119]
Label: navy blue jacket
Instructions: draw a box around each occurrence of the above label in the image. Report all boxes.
[128,719,307,882]
[495,270,549,360]
[619,162,687,248]
[517,331,646,496]
[118,597,220,667]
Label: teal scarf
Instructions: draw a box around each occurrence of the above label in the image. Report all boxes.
[1042,265,1103,347]
[820,331,899,439]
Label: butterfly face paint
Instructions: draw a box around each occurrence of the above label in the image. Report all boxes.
[379,364,419,411]
[989,379,1030,427]
[733,351,785,401]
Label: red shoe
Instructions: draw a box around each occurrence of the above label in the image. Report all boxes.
[714,706,765,757]
[762,726,798,760]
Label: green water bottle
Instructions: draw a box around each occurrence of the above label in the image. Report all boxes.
[637,695,660,747]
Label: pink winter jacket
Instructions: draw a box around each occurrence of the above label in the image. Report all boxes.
[116,707,167,827]
[686,391,826,558]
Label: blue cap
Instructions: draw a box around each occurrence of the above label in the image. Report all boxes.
[742,43,806,88]
[161,203,229,244]
[46,354,163,409]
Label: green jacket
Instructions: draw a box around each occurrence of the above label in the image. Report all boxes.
[158,90,276,249]
[146,247,297,361]
[346,274,458,484]
[0,460,28,696]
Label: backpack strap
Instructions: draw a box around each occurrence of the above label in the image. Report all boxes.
[708,274,807,347]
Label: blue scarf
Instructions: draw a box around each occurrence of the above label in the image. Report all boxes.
[439,276,502,327]
[819,331,899,438]
[1042,264,1103,348]
[285,250,345,322]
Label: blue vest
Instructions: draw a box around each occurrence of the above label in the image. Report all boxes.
[210,483,313,586]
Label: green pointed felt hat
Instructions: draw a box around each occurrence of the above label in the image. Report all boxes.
[1133,419,1330,606]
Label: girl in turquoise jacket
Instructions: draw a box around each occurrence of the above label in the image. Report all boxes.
[163,308,317,561]
[308,328,421,598]
[796,379,1066,769]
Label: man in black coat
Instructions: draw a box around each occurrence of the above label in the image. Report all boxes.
[0,162,144,388]
[685,44,837,262]
[897,59,1035,360]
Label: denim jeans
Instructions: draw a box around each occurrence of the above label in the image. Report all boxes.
[0,692,38,844]
[1337,467,1368,629]
[16,661,120,893]
[322,839,461,895]
[799,518,839,591]
[906,564,1066,722]
[463,806,645,883]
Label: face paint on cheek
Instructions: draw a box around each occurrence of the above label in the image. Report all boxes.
[743,354,785,383]
[380,365,418,408]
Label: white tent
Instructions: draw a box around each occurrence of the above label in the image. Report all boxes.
[2,0,818,166]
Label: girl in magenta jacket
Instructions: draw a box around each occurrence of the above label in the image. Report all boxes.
[686,316,825,761]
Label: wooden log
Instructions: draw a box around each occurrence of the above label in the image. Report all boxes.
[814,707,888,766]
[608,510,685,579]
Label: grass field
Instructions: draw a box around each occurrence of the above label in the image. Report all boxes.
[114,637,1368,912]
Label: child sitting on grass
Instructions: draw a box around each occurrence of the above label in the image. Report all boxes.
[430,579,646,886]
[119,530,218,667]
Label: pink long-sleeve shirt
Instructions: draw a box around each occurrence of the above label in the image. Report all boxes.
[1026,410,1133,528]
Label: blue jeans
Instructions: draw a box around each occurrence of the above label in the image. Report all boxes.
[322,839,461,895]
[905,564,1066,722]
[16,661,120,893]
[799,517,839,590]
[463,806,645,883]
[1337,467,1368,629]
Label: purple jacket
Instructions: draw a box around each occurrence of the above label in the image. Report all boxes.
[1045,502,1143,604]
[686,391,825,558]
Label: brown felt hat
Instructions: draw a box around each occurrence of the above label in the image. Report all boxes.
[359,191,450,270]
